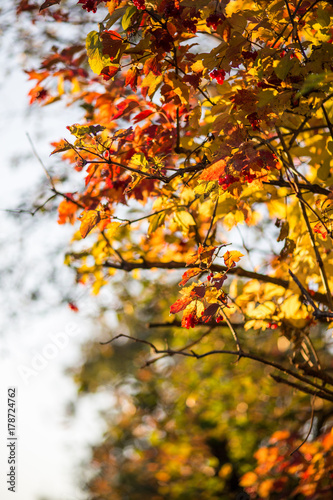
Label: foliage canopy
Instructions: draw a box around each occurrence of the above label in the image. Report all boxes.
[15,0,333,497]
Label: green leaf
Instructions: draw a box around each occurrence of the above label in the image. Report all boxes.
[86,31,111,75]
[274,57,294,81]
[317,7,330,27]
[258,89,277,108]
[296,73,333,97]
[122,6,137,30]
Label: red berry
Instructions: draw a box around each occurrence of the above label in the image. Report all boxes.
[218,174,239,189]
[206,13,225,30]
[210,69,226,85]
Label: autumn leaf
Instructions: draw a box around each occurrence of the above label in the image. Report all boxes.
[39,0,60,11]
[132,110,154,124]
[170,296,193,314]
[199,158,226,181]
[100,65,119,81]
[101,30,123,60]
[201,303,220,323]
[186,245,217,266]
[86,31,111,74]
[50,139,71,155]
[179,268,202,287]
[79,211,109,238]
[223,250,243,268]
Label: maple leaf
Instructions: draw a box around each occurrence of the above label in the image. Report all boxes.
[223,250,243,268]
[199,158,226,181]
[125,67,139,91]
[79,211,109,238]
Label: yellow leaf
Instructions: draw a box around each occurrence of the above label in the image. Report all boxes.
[80,211,109,238]
[105,221,121,239]
[174,211,196,230]
[71,77,80,93]
[86,31,111,75]
[223,250,243,268]
[79,211,100,238]
[191,60,204,73]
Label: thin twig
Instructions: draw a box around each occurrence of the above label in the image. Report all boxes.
[290,397,316,455]
[100,334,333,401]
[26,133,55,189]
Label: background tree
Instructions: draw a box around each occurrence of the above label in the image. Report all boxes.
[14,0,333,497]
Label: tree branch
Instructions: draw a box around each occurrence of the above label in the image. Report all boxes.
[100,334,333,402]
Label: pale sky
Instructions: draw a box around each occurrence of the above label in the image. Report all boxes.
[0,53,111,500]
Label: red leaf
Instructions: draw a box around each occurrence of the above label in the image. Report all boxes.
[179,268,202,286]
[100,65,119,81]
[68,302,79,312]
[190,285,206,298]
[132,110,154,124]
[113,99,139,120]
[125,67,139,91]
[201,303,220,323]
[101,30,123,60]
[39,0,60,11]
[170,296,192,314]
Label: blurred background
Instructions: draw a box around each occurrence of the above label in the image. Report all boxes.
[1,2,332,500]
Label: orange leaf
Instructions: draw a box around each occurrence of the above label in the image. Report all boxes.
[223,250,243,268]
[170,296,192,314]
[58,199,77,225]
[179,268,202,286]
[79,211,100,238]
[199,158,226,181]
[79,210,109,238]
[187,245,216,265]
[50,139,71,155]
